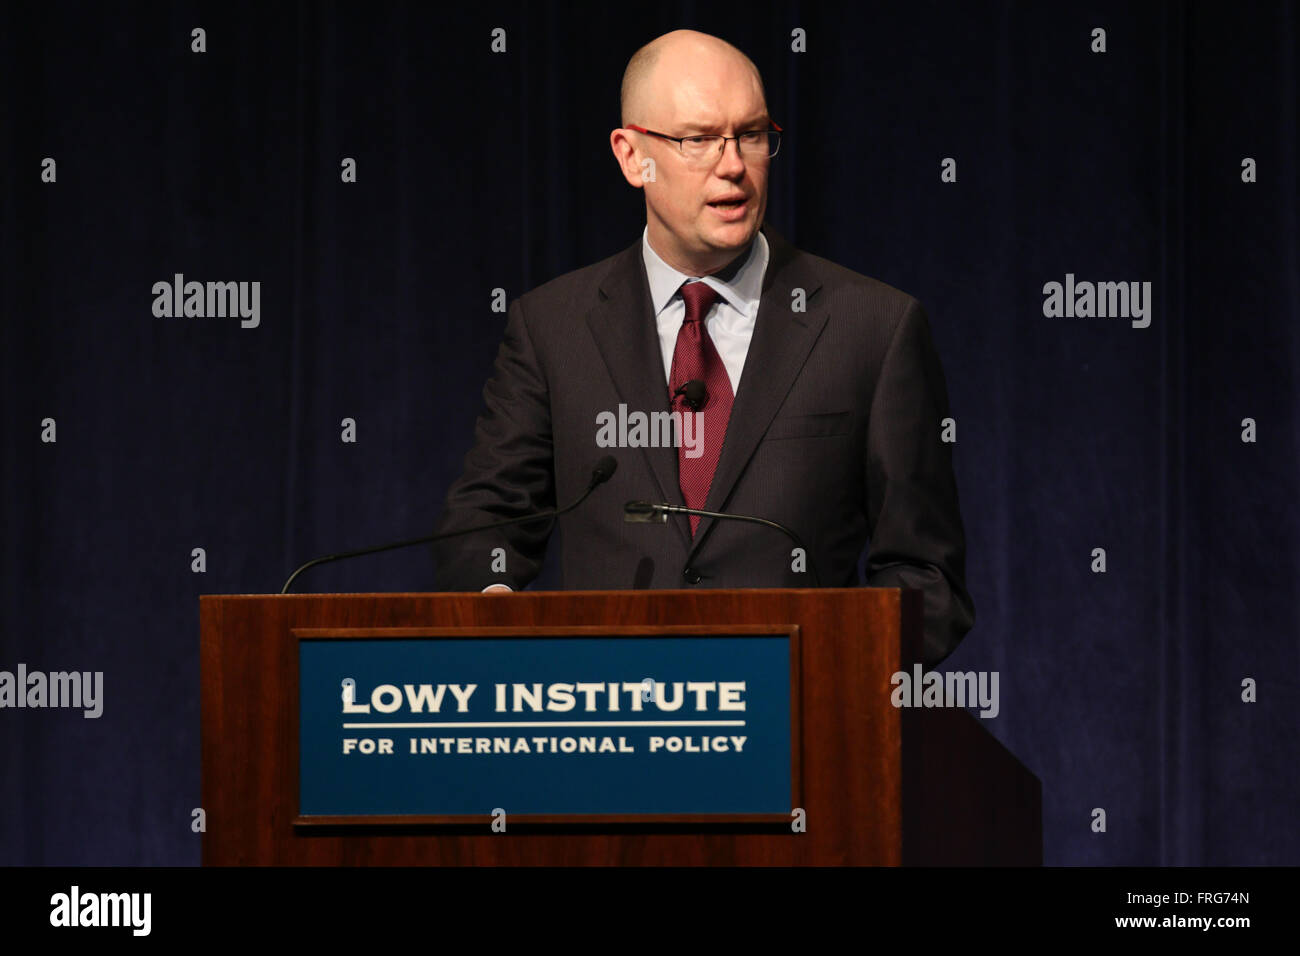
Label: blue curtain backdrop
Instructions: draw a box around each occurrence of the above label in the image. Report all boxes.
[2,0,1297,865]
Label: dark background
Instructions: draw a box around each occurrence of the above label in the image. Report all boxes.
[2,0,1296,865]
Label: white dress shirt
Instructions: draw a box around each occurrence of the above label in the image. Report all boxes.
[641,225,770,395]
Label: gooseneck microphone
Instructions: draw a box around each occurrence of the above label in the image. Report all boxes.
[623,500,822,587]
[280,456,618,594]
[672,380,708,411]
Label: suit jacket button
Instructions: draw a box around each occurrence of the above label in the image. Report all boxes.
[682,567,702,585]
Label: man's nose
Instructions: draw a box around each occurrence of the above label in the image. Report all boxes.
[715,137,746,174]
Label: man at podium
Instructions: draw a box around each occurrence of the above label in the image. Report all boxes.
[433,29,974,667]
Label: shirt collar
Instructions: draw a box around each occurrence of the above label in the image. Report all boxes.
[641,225,769,319]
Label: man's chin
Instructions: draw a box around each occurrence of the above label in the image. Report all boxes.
[701,218,759,252]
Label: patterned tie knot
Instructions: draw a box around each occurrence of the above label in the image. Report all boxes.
[680,280,721,325]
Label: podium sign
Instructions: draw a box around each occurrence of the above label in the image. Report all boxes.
[202,590,1043,864]
[295,625,800,823]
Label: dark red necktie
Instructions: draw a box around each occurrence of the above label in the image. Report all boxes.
[668,280,734,536]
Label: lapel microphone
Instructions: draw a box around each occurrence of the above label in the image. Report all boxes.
[673,379,708,411]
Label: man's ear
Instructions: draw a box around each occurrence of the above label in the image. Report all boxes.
[609,128,647,190]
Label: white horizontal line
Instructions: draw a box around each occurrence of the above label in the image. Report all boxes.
[340,720,748,729]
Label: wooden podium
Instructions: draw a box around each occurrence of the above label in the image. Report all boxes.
[200,588,1041,865]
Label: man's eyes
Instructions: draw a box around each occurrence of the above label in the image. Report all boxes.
[682,132,763,143]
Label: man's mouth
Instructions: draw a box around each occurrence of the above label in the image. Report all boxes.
[707,196,750,222]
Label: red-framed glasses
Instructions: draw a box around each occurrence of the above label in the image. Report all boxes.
[626,121,783,166]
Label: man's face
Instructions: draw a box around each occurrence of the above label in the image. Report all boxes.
[620,53,772,275]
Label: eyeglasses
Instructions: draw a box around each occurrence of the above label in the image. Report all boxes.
[627,122,783,167]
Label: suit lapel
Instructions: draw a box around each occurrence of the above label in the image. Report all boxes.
[585,223,828,563]
[585,239,692,550]
[688,224,828,560]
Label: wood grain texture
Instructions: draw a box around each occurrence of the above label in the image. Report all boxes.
[200,588,1040,865]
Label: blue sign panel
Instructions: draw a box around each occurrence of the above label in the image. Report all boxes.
[298,634,792,816]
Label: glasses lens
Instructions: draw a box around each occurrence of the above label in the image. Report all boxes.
[680,132,780,166]
[736,131,780,158]
[681,135,723,164]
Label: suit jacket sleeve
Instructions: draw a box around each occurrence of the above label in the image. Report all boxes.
[432,296,555,590]
[864,298,975,666]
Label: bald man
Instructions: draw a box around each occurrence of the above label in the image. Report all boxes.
[433,30,974,667]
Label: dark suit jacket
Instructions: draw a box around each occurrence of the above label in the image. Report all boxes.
[433,223,975,666]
